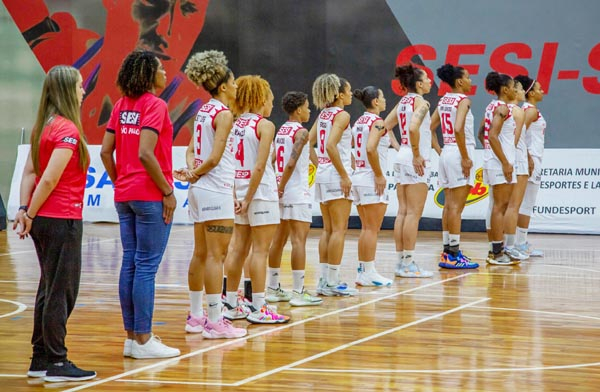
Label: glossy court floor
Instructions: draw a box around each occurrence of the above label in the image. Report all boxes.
[1,223,599,391]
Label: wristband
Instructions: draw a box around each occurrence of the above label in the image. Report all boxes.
[164,189,174,197]
[25,212,35,220]
[19,205,28,212]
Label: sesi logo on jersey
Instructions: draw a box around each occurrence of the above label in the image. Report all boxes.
[434,168,489,208]
[319,111,334,120]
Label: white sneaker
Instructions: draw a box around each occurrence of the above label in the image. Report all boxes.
[123,338,133,357]
[131,335,180,359]
[266,284,292,303]
[290,288,323,306]
[356,270,393,287]
[395,261,433,278]
[516,242,544,257]
[486,252,520,265]
[504,246,529,261]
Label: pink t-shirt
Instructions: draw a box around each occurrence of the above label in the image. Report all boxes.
[35,116,87,219]
[106,92,173,202]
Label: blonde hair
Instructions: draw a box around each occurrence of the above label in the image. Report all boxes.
[185,50,232,95]
[231,75,271,116]
[312,73,345,109]
[31,65,89,174]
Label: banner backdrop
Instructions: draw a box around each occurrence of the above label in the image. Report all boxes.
[8,145,600,234]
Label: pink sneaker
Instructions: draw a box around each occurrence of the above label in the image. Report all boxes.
[185,312,207,333]
[202,318,247,339]
[247,304,290,324]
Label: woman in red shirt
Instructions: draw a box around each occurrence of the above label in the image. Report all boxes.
[14,65,96,382]
[101,50,179,359]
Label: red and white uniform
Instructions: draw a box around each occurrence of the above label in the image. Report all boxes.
[233,113,278,201]
[107,92,173,202]
[522,102,547,185]
[482,100,516,170]
[314,107,353,184]
[351,112,389,186]
[274,121,310,204]
[191,98,234,193]
[437,93,475,188]
[395,93,432,167]
[522,102,546,160]
[509,103,528,175]
[34,116,88,219]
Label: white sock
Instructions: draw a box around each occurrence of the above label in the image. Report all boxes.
[505,234,516,248]
[449,234,460,247]
[404,250,414,264]
[359,261,375,273]
[206,294,221,322]
[442,231,449,246]
[226,291,238,307]
[292,270,304,293]
[252,292,265,310]
[189,291,204,318]
[396,252,404,268]
[516,227,528,245]
[320,263,328,280]
[267,267,280,290]
[327,264,340,285]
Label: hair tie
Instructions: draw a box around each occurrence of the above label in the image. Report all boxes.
[525,79,536,94]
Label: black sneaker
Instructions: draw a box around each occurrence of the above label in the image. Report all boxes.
[44,360,96,382]
[27,356,47,378]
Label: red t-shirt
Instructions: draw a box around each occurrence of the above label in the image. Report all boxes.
[106,92,173,202]
[34,116,88,219]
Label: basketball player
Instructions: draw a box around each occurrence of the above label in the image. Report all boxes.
[384,64,435,278]
[176,50,246,338]
[266,91,322,306]
[222,75,289,324]
[432,64,479,269]
[479,72,518,265]
[308,73,357,296]
[351,86,393,286]
[502,79,530,260]
[514,75,546,257]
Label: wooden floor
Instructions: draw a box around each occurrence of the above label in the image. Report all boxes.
[1,224,600,391]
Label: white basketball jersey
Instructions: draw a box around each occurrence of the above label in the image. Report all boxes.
[509,103,527,162]
[315,107,352,184]
[191,98,234,193]
[522,102,546,159]
[274,121,310,204]
[395,93,432,166]
[233,113,278,201]
[352,112,389,178]
[437,93,475,148]
[483,100,516,170]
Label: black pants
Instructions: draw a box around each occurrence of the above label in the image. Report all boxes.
[30,217,83,363]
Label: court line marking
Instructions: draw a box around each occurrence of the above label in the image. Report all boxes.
[0,374,27,378]
[535,264,600,273]
[289,306,600,375]
[62,273,473,392]
[290,362,600,374]
[117,298,489,387]
[0,299,27,319]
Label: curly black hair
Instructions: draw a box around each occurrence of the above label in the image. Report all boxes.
[282,91,308,114]
[116,50,159,98]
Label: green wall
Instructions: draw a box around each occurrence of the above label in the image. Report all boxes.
[0,3,45,204]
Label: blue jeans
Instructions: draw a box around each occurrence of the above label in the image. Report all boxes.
[115,201,172,334]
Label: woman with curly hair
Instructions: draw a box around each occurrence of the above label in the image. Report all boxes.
[222,75,289,324]
[14,65,96,382]
[175,50,246,338]
[384,64,435,278]
[101,50,180,359]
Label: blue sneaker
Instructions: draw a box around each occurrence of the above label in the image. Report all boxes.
[439,252,479,269]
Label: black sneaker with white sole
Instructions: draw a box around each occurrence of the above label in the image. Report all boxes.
[27,356,47,378]
[44,360,96,382]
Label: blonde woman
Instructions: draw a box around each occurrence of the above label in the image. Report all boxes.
[309,73,357,296]
[222,75,289,324]
[14,65,96,381]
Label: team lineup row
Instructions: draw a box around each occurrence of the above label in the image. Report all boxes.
[13,48,546,381]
